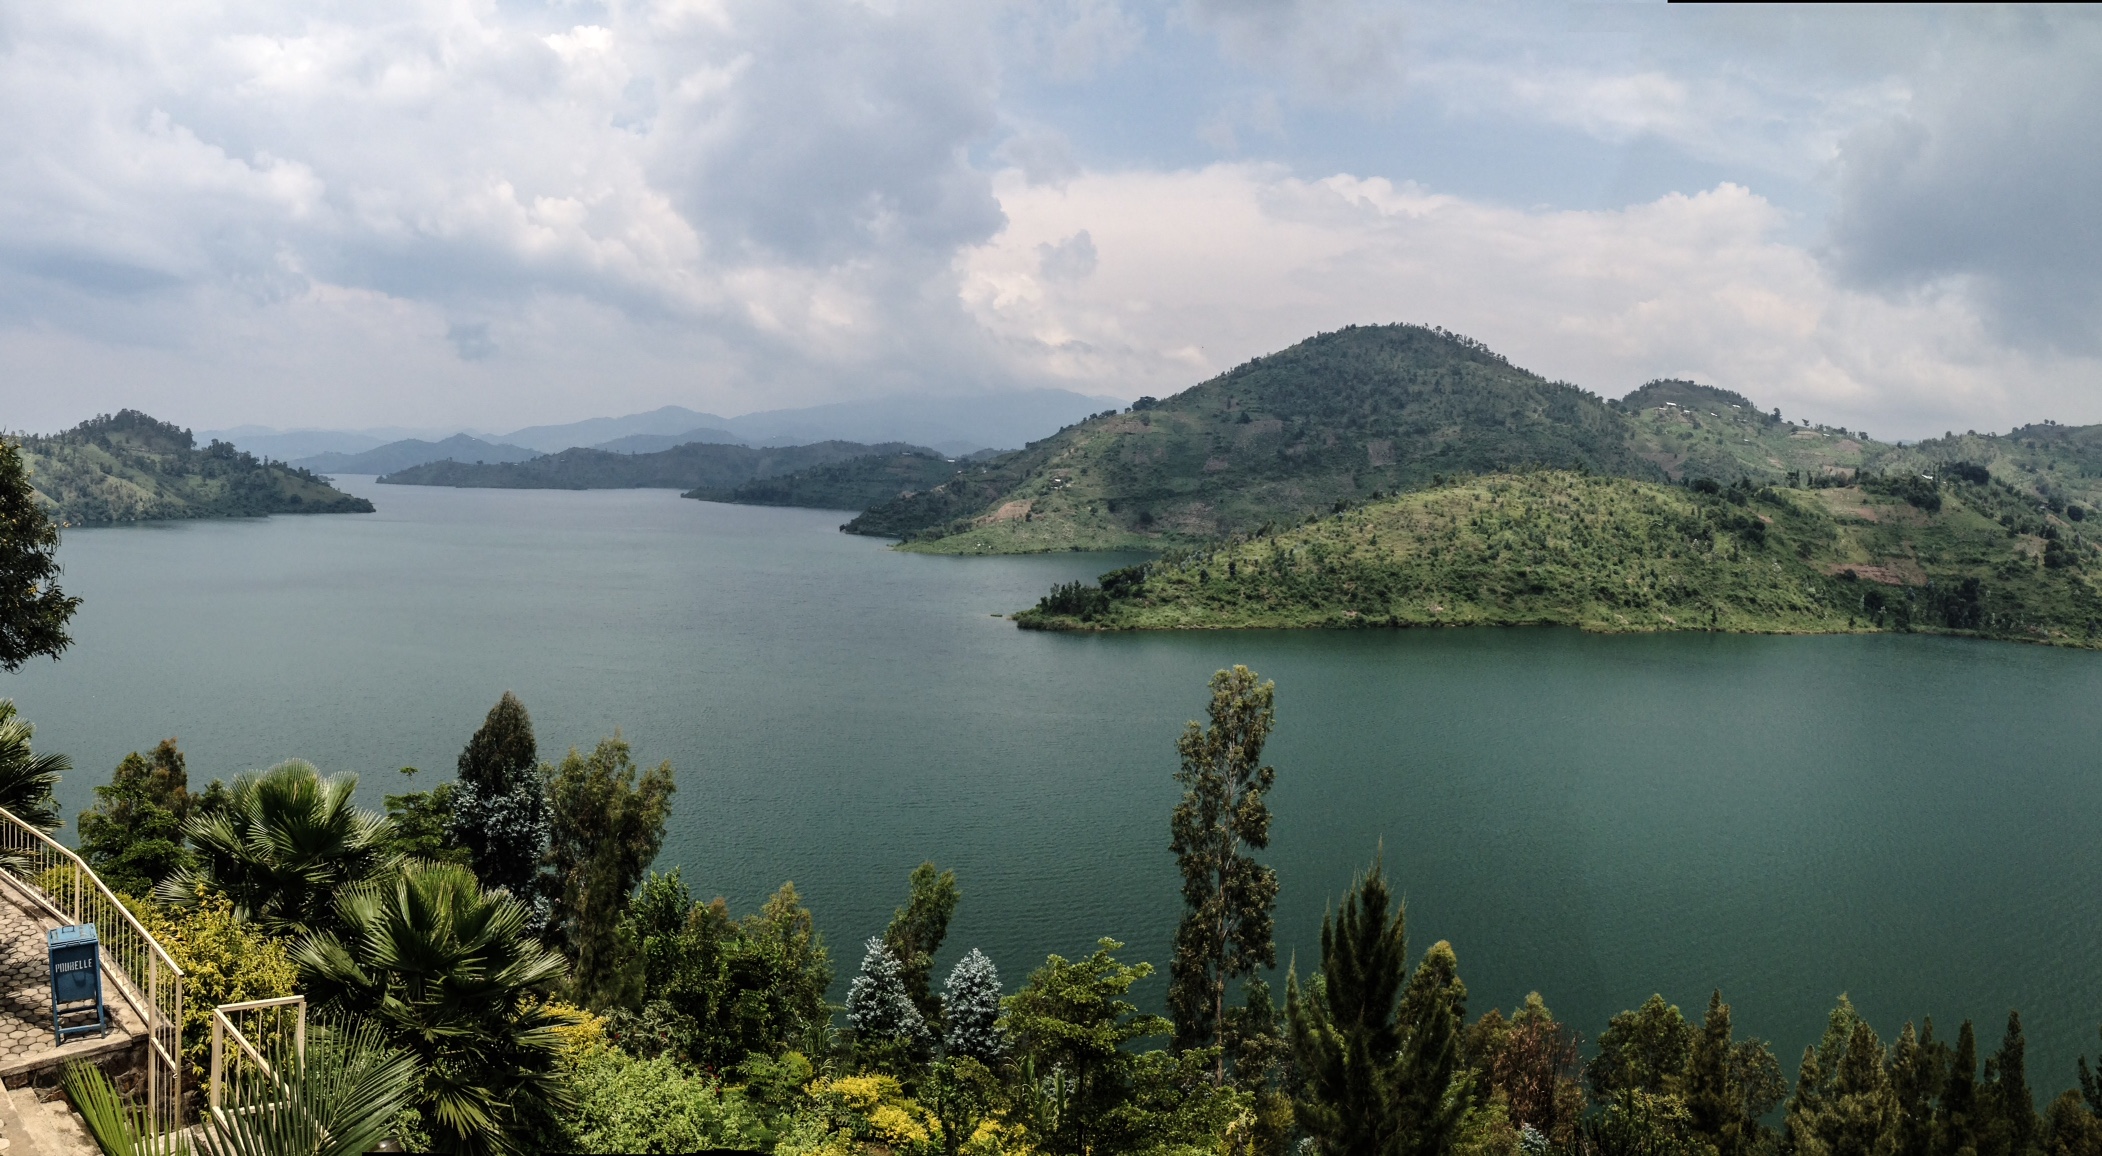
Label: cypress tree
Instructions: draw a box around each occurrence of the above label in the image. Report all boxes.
[1937,1020,1981,1156]
[1288,859,1410,1156]
[1688,991,1745,1156]
[1891,1021,1948,1156]
[1827,1019,1898,1156]
[0,440,79,671]
[1287,858,1469,1156]
[1790,1045,1832,1156]
[1169,665,1281,1084]
[1982,1012,2040,1156]
[1394,940,1472,1156]
[883,862,960,1022]
[450,691,551,906]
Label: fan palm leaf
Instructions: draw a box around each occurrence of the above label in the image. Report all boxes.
[296,860,570,1156]
[157,761,392,935]
[0,698,65,832]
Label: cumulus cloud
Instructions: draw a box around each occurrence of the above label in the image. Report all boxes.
[0,0,1014,429]
[962,164,2102,438]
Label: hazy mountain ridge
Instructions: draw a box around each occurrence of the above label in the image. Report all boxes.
[296,433,545,474]
[18,410,374,525]
[378,439,931,491]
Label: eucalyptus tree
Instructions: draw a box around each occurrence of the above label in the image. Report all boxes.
[883,861,960,1021]
[1169,665,1280,1084]
[159,760,392,935]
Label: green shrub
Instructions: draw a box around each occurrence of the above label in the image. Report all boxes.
[563,1040,768,1153]
[125,890,299,1088]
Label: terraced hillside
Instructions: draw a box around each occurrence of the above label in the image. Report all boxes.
[19,411,374,525]
[1013,469,2102,647]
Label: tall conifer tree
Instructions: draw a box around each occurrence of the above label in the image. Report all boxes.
[1982,1012,2040,1156]
[451,691,551,908]
[1288,857,1472,1156]
[1939,1021,1982,1156]
[1169,664,1280,1083]
[1688,991,1746,1156]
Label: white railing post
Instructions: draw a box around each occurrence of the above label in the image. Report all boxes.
[0,805,185,1135]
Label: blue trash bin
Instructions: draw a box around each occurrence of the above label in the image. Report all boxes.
[48,924,106,1045]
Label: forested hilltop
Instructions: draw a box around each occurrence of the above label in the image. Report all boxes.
[815,325,2102,555]
[1014,469,2102,646]
[16,410,373,525]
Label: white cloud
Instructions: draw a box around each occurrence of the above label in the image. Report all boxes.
[962,164,2102,438]
[0,0,1013,430]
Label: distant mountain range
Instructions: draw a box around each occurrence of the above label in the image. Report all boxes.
[205,389,1124,476]
[296,434,544,474]
[379,440,929,493]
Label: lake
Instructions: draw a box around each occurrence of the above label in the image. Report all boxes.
[10,477,2102,1089]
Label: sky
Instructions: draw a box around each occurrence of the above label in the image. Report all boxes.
[1,1,2098,439]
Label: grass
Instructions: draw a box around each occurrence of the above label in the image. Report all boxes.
[1013,471,2102,647]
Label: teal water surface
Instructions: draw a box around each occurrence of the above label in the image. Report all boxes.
[8,478,2102,1090]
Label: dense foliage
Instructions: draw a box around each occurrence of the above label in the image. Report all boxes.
[297,861,574,1155]
[159,760,393,935]
[78,738,196,894]
[0,440,80,666]
[691,449,971,512]
[48,654,2102,1156]
[1015,470,2102,647]
[18,410,372,525]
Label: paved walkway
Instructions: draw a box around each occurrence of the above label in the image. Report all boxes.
[0,878,141,1073]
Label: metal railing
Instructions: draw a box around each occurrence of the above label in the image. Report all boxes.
[0,805,185,1135]
[208,996,305,1116]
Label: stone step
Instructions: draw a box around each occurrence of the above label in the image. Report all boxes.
[1,1084,98,1156]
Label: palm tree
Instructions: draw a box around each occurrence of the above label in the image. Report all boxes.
[157,761,392,935]
[66,1014,417,1156]
[0,698,65,831]
[295,861,571,1156]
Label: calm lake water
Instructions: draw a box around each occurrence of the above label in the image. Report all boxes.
[10,477,2102,1088]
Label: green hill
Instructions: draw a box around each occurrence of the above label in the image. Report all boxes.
[687,449,979,511]
[379,440,927,491]
[845,325,1663,553]
[19,411,374,526]
[1013,469,2102,647]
